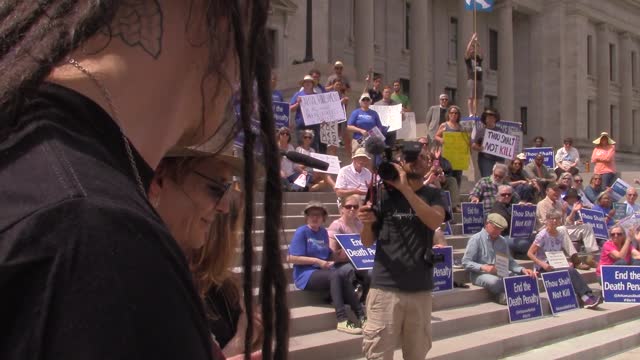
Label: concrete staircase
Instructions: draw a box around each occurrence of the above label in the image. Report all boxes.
[249,191,640,359]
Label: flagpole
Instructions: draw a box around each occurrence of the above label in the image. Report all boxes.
[473,0,478,117]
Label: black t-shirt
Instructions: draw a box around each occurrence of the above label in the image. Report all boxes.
[465,55,483,81]
[371,186,449,292]
[205,283,242,349]
[368,88,383,104]
[0,83,217,360]
[439,107,447,125]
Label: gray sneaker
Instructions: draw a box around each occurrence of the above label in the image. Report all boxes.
[337,320,363,335]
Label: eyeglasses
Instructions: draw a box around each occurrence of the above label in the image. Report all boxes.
[574,179,583,183]
[564,142,572,145]
[499,193,512,197]
[419,142,428,147]
[611,232,625,237]
[193,171,233,202]
[493,174,505,179]
[628,193,638,197]
[547,217,561,222]
[279,132,290,136]
[361,98,371,102]
[343,204,359,210]
[449,111,459,115]
[303,136,313,139]
[440,98,449,101]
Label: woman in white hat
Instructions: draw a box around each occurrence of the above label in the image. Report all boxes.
[347,92,387,154]
[290,75,321,152]
[591,132,617,187]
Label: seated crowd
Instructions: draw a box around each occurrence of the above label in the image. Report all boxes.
[277,61,640,324]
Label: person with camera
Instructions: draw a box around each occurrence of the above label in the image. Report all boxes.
[357,142,449,360]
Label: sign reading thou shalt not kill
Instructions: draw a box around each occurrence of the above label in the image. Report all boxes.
[510,204,537,239]
[541,270,579,315]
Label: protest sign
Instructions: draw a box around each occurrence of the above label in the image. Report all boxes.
[461,203,484,235]
[309,153,341,174]
[397,112,416,139]
[610,178,631,202]
[300,92,346,126]
[504,275,543,322]
[545,251,570,269]
[441,191,453,236]
[293,173,307,188]
[443,132,471,171]
[370,104,403,132]
[579,209,609,240]
[368,127,386,141]
[496,252,510,278]
[495,121,523,154]
[510,204,537,239]
[432,246,454,292]
[524,147,554,168]
[481,129,517,160]
[334,234,376,270]
[614,203,628,222]
[320,121,340,146]
[272,101,290,129]
[601,265,640,303]
[541,270,579,315]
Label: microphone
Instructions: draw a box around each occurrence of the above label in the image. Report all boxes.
[282,151,329,171]
[364,136,386,156]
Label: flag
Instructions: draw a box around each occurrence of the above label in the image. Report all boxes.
[465,0,494,12]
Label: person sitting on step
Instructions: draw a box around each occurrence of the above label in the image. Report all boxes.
[462,213,536,305]
[527,210,602,309]
[288,201,366,335]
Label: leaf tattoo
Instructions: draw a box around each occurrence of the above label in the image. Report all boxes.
[107,0,163,59]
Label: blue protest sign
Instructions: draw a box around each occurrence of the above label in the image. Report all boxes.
[464,0,494,12]
[541,270,579,315]
[273,101,290,129]
[441,191,453,236]
[334,234,376,270]
[503,275,543,322]
[610,178,630,202]
[432,246,454,292]
[524,147,554,168]
[614,203,628,222]
[461,202,484,235]
[510,204,537,239]
[601,265,640,303]
[579,209,609,240]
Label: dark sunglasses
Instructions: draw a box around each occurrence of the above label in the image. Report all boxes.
[303,136,313,139]
[499,193,512,197]
[611,232,625,237]
[343,204,359,210]
[193,171,233,201]
[574,179,583,183]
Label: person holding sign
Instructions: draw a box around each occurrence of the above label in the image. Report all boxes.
[288,202,366,335]
[347,93,386,154]
[471,108,504,177]
[592,192,616,227]
[554,137,580,178]
[596,225,640,277]
[290,75,321,151]
[462,214,536,305]
[527,210,602,309]
[296,130,336,191]
[434,105,465,186]
[373,86,401,147]
[358,144,449,359]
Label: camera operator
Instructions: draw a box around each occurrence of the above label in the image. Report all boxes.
[358,142,449,360]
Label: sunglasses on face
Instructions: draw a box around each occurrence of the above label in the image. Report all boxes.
[343,204,359,210]
[611,232,624,237]
[499,193,512,197]
[192,171,233,202]
[303,136,313,139]
[574,179,583,183]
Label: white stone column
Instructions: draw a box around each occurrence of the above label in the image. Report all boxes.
[619,32,633,147]
[498,0,515,121]
[410,0,431,127]
[354,0,374,81]
[596,23,610,134]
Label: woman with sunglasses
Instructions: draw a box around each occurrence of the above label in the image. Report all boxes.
[288,201,366,335]
[434,105,464,186]
[508,158,537,203]
[149,146,262,357]
[278,127,312,191]
[596,225,640,278]
[571,175,594,208]
[584,174,607,204]
[592,192,616,228]
[347,93,386,154]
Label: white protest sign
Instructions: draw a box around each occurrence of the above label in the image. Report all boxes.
[320,121,340,146]
[370,104,403,132]
[309,153,341,174]
[496,252,510,278]
[293,174,307,188]
[300,92,347,126]
[481,129,517,160]
[545,251,570,269]
[397,112,416,139]
[368,127,386,141]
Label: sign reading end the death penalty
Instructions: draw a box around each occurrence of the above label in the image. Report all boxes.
[601,266,640,303]
[481,129,518,160]
[334,234,376,270]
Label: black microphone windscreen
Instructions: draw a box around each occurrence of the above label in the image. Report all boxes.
[284,151,330,171]
[364,136,386,156]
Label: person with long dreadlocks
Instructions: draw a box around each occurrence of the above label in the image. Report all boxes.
[0,1,287,360]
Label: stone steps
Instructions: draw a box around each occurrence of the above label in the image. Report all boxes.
[503,317,640,360]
